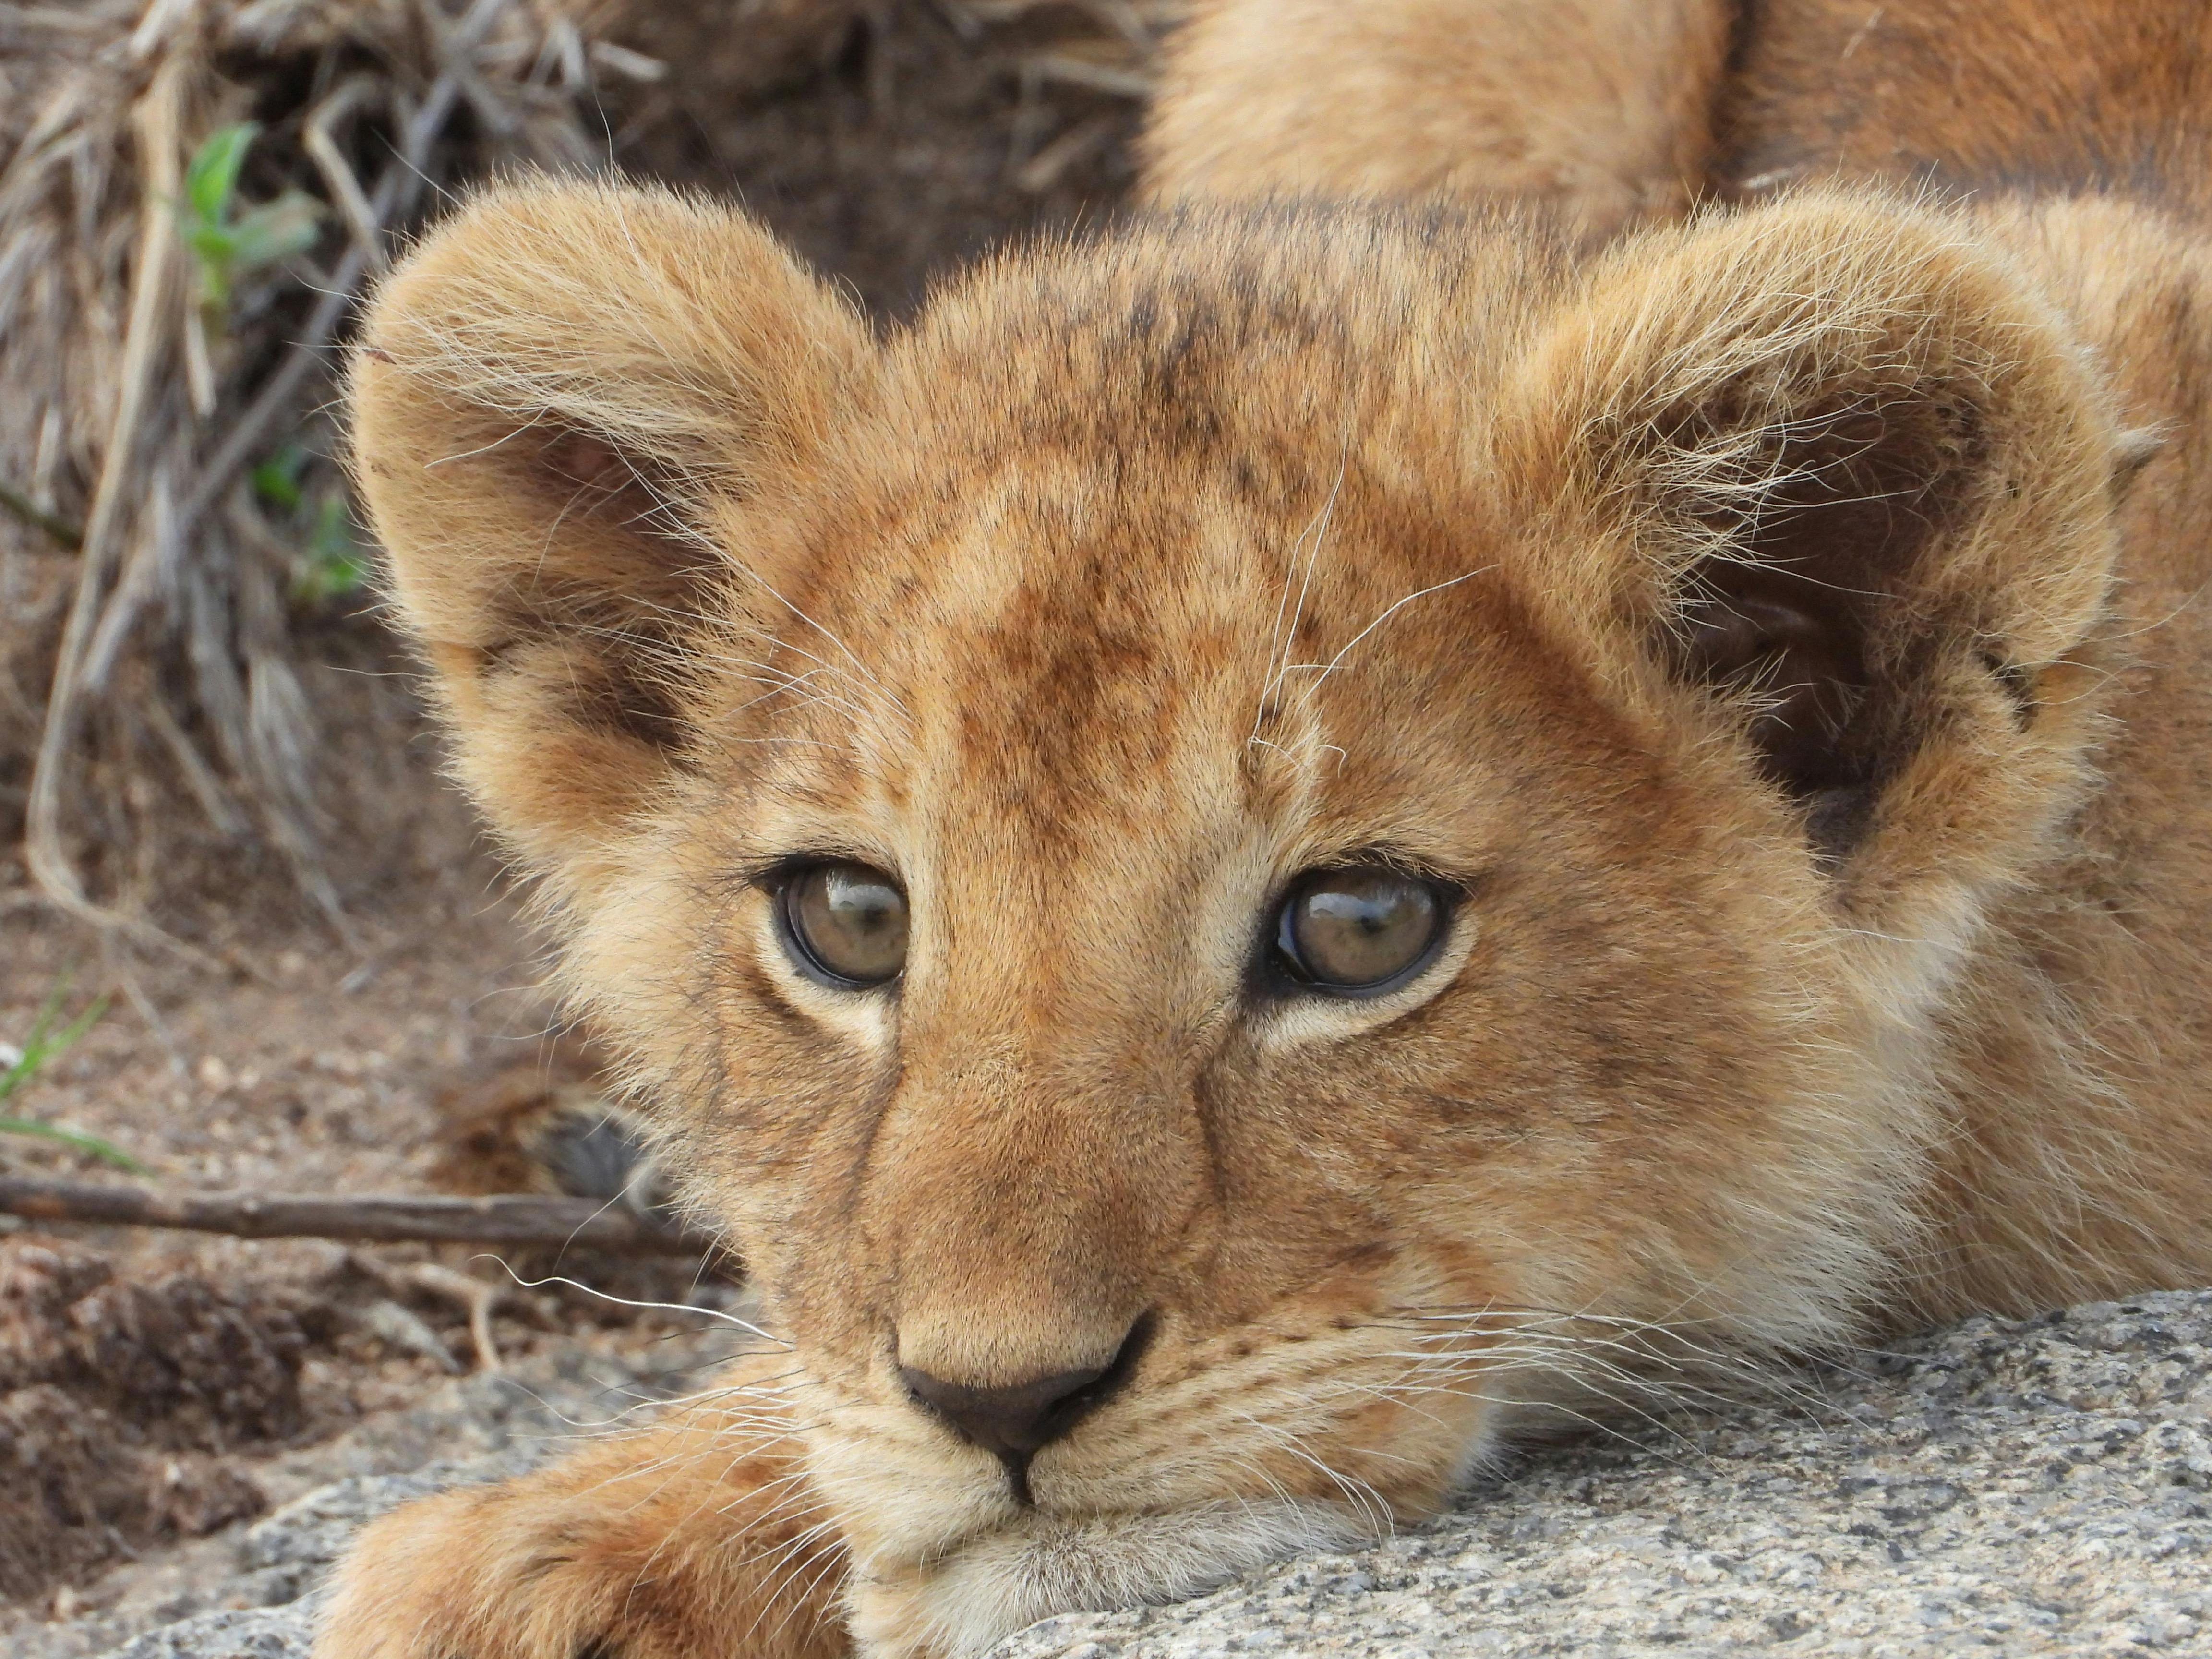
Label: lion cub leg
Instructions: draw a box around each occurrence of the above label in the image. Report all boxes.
[315,1348,851,1659]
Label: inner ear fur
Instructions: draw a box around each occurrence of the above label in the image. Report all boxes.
[1503,193,2125,885]
[349,180,874,901]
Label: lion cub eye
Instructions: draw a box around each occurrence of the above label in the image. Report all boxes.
[779,862,908,988]
[1274,866,1446,994]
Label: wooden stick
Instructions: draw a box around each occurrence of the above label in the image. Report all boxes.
[0,479,83,553]
[0,1175,718,1256]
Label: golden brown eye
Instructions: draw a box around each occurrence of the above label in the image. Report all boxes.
[1275,866,1445,993]
[780,862,908,987]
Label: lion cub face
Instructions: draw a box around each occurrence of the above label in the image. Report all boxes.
[354,185,2123,1650]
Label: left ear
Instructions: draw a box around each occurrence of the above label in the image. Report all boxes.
[349,181,876,910]
[1499,192,2128,908]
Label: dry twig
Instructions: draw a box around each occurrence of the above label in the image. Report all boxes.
[0,1173,716,1255]
[348,1251,531,1370]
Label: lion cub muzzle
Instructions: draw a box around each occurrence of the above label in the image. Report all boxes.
[899,1315,1151,1502]
[869,1067,1186,1501]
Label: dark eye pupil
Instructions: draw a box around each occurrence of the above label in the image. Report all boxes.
[786,863,908,986]
[1280,869,1441,990]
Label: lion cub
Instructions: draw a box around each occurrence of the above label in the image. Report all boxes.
[323,13,2212,1659]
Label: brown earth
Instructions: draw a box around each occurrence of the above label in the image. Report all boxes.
[0,0,1145,1643]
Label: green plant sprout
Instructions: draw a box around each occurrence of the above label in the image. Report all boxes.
[178,122,323,317]
[256,445,367,601]
[251,444,308,514]
[0,982,144,1173]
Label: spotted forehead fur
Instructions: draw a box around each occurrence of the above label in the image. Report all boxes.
[681,211,1589,867]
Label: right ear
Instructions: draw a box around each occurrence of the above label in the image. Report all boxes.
[350,181,874,905]
[1493,193,2123,926]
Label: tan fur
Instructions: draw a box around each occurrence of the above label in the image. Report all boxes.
[324,14,2212,1657]
[1146,0,2212,227]
[1143,0,1731,242]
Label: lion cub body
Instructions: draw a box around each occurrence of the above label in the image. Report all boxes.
[1147,0,2212,238]
[323,6,2212,1658]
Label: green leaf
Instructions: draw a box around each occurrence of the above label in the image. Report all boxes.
[184,122,258,229]
[0,983,137,1170]
[225,191,323,272]
[177,128,321,319]
[0,1117,147,1174]
[252,446,307,513]
[0,984,108,1106]
[186,222,239,263]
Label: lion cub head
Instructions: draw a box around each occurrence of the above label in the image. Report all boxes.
[353,183,2125,1654]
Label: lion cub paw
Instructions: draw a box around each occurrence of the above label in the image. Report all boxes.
[313,1430,848,1659]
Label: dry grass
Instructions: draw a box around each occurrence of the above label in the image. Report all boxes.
[0,0,745,948]
[0,0,1170,952]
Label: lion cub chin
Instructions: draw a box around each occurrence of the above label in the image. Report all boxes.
[321,150,2212,1658]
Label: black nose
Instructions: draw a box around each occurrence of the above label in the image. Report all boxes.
[900,1319,1149,1473]
[899,1361,1110,1462]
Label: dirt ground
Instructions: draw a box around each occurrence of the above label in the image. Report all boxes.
[0,719,738,1648]
[617,0,1151,314]
[0,2,1144,1645]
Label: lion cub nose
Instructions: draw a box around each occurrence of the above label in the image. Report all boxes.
[899,1360,1112,1462]
[899,1315,1148,1476]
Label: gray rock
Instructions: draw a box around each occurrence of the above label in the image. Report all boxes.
[94,1607,317,1659]
[995,1291,2212,1658]
[224,1456,546,1609]
[95,1294,2212,1659]
[85,1455,562,1659]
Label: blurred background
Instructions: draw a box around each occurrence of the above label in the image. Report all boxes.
[0,2,1172,1646]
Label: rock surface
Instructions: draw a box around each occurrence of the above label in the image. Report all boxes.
[1000,1292,2212,1658]
[86,1292,2212,1659]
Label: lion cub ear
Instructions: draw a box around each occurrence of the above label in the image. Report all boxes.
[350,182,873,903]
[1502,193,2124,890]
